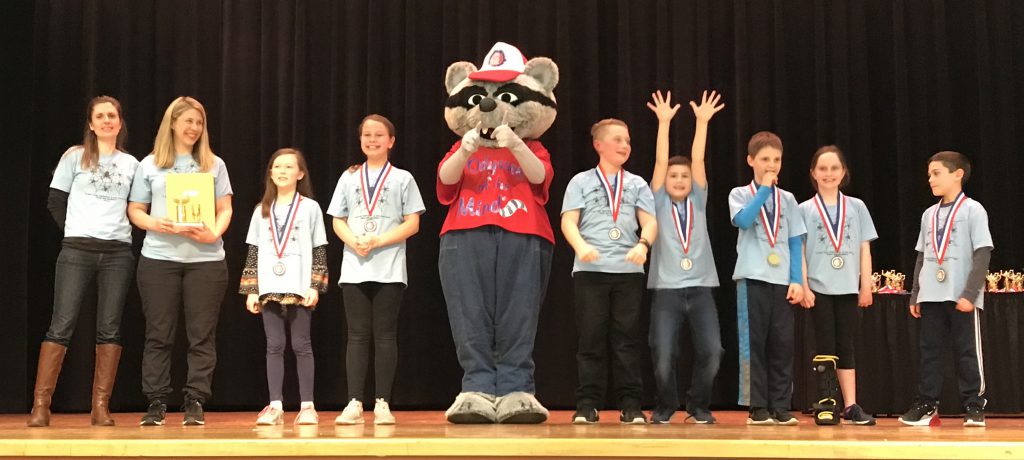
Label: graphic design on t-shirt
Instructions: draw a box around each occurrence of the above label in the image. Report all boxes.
[87,161,133,200]
[172,160,200,174]
[457,156,528,218]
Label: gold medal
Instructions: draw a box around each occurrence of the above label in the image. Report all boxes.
[936,268,947,283]
[363,220,377,232]
[680,257,693,271]
[831,255,845,269]
[767,252,781,267]
[272,261,286,276]
[608,227,622,240]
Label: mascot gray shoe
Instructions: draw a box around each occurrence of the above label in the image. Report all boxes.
[444,392,497,424]
[495,392,549,424]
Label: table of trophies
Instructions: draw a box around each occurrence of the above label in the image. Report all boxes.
[792,271,1024,415]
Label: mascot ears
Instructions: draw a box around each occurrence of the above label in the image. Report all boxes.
[445,42,560,95]
[445,61,477,94]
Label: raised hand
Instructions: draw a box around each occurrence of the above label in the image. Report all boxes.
[492,123,523,149]
[460,123,482,154]
[646,90,681,123]
[690,90,725,124]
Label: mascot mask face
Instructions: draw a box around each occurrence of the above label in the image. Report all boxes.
[444,42,559,145]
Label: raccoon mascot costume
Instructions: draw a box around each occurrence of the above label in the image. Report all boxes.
[436,42,558,424]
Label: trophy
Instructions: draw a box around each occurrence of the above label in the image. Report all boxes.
[894,272,906,293]
[871,272,881,293]
[1010,272,1024,292]
[173,193,191,223]
[986,271,1002,293]
[166,173,214,228]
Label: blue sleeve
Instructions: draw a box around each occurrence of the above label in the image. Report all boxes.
[732,186,771,229]
[788,235,802,284]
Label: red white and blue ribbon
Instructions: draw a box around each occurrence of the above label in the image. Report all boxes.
[596,167,624,223]
[931,192,967,265]
[361,161,393,218]
[748,181,780,248]
[270,193,302,260]
[813,192,846,253]
[671,198,694,254]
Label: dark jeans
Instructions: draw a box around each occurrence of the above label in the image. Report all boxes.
[341,282,403,401]
[811,292,858,369]
[917,301,986,408]
[737,279,794,410]
[438,227,553,396]
[649,287,723,418]
[137,256,227,403]
[46,246,135,346]
[573,271,645,410]
[262,304,314,402]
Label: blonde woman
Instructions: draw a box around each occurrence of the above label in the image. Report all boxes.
[128,97,233,426]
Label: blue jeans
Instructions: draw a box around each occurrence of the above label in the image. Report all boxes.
[438,227,552,396]
[46,246,135,346]
[649,287,723,418]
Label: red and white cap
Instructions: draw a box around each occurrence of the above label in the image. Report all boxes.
[469,41,527,82]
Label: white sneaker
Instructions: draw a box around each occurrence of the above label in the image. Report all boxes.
[335,399,364,425]
[373,398,396,425]
[294,406,319,425]
[256,405,284,425]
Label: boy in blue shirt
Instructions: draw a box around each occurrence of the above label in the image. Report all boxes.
[561,118,658,424]
[728,131,806,425]
[899,151,991,427]
[645,90,725,424]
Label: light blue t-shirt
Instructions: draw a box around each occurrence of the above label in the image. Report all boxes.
[648,185,719,289]
[327,165,425,286]
[799,194,878,295]
[729,183,806,284]
[914,196,992,308]
[561,168,657,274]
[129,154,234,262]
[50,147,139,243]
[245,196,329,297]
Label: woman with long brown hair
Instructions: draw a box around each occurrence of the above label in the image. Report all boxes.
[30,96,139,427]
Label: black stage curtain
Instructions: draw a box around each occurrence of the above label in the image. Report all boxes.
[6,0,1023,413]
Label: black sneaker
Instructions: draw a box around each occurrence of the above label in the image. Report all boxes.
[650,408,673,424]
[771,408,799,426]
[571,407,599,425]
[964,404,986,427]
[685,409,717,424]
[620,408,647,425]
[899,401,937,426]
[182,399,205,426]
[842,404,876,425]
[140,400,166,426]
[747,407,775,425]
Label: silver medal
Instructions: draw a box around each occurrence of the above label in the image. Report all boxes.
[273,261,286,276]
[680,258,693,271]
[936,268,947,283]
[363,220,377,232]
[831,256,845,269]
[608,227,622,241]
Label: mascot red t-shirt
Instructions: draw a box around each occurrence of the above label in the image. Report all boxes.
[436,140,554,244]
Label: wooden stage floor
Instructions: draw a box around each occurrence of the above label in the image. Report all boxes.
[1,410,1022,459]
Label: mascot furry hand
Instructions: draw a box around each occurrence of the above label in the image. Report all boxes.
[436,42,558,424]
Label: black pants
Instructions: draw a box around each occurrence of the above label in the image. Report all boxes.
[811,292,858,369]
[341,282,404,401]
[572,272,645,410]
[917,301,985,408]
[737,279,794,410]
[137,256,227,403]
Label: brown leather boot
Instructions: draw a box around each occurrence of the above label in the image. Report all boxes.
[90,344,122,426]
[27,342,68,427]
